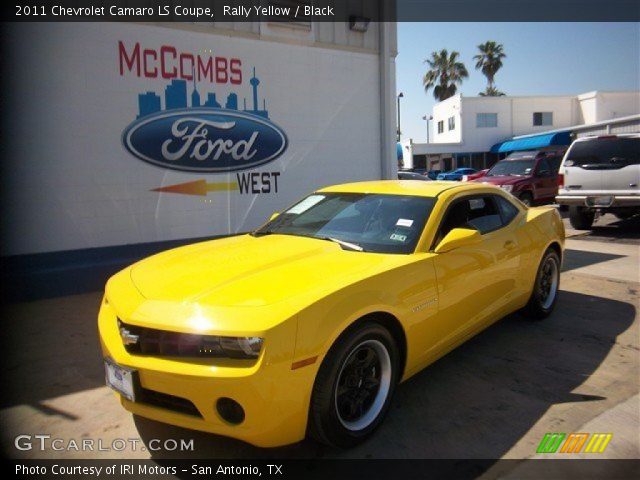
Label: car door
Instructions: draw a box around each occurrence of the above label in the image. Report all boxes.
[548,155,563,199]
[534,157,556,202]
[428,193,523,353]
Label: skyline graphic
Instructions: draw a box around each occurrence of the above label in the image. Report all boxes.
[137,67,269,119]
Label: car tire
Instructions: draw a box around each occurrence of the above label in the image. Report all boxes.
[522,248,561,320]
[518,192,533,207]
[569,206,595,230]
[308,322,400,448]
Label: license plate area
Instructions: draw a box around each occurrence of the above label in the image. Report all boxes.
[586,196,613,207]
[104,359,139,402]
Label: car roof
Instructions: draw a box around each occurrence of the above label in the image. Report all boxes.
[573,133,639,143]
[318,180,494,198]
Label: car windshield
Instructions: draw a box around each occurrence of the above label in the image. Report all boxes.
[487,159,536,176]
[253,193,436,254]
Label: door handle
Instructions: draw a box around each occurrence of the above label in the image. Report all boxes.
[504,240,516,250]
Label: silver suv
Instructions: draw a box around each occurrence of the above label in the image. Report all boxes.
[556,134,640,230]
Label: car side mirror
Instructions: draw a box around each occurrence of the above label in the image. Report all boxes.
[434,228,482,253]
[269,212,280,221]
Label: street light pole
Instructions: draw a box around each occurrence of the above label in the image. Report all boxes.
[396,92,404,142]
[422,114,433,144]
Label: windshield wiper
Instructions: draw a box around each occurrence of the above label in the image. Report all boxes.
[251,229,274,237]
[315,236,364,251]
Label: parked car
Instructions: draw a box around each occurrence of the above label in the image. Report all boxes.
[556,134,640,229]
[426,169,442,180]
[100,181,564,448]
[398,171,431,181]
[471,150,564,206]
[437,168,478,181]
[464,169,488,181]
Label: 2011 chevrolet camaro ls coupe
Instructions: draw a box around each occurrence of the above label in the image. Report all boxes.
[99,181,564,448]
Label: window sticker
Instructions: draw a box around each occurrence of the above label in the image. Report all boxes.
[396,218,414,228]
[390,233,407,242]
[286,195,325,214]
[469,198,485,210]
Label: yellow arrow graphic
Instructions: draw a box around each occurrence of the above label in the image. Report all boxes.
[151,179,238,196]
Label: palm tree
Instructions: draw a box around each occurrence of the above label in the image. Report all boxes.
[423,49,469,102]
[474,41,506,96]
[479,86,506,96]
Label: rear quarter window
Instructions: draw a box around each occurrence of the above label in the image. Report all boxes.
[496,196,519,224]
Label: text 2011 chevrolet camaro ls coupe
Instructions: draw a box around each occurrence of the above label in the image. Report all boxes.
[99,181,564,448]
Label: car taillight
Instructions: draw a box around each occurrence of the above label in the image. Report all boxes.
[558,173,564,188]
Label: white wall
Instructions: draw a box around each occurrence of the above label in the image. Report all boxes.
[3,23,387,256]
[432,95,577,151]
[432,96,462,144]
[589,91,640,122]
[432,95,576,150]
[577,92,597,124]
[510,96,576,136]
[413,90,640,163]
[458,97,513,151]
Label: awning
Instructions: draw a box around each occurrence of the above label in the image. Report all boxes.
[490,131,572,153]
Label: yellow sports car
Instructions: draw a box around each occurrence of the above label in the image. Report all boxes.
[99,181,564,448]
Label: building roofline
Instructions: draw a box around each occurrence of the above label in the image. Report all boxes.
[577,90,640,99]
[512,114,640,139]
[430,90,639,105]
[460,93,574,101]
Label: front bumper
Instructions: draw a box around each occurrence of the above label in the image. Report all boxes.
[556,195,640,207]
[98,299,314,448]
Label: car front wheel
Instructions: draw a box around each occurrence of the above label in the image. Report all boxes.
[308,322,400,448]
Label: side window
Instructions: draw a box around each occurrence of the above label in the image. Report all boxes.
[436,195,504,245]
[549,156,562,172]
[466,197,503,234]
[495,195,519,225]
[537,158,552,176]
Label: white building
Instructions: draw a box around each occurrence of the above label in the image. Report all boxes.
[405,90,640,171]
[2,15,398,299]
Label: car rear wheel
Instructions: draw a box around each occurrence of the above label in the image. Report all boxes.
[569,206,595,230]
[308,323,399,448]
[522,248,561,320]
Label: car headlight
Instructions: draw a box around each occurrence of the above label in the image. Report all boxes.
[500,185,514,193]
[118,320,263,359]
[217,337,263,358]
[176,334,264,359]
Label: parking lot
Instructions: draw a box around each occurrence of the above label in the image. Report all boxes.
[1,213,638,464]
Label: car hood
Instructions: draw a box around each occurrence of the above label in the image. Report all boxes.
[474,175,529,186]
[129,234,389,307]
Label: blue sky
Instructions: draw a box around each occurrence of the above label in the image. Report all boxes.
[396,23,640,143]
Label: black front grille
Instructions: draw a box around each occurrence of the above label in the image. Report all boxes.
[119,320,223,358]
[139,388,202,418]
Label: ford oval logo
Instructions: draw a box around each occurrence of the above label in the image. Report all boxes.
[122,108,288,173]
